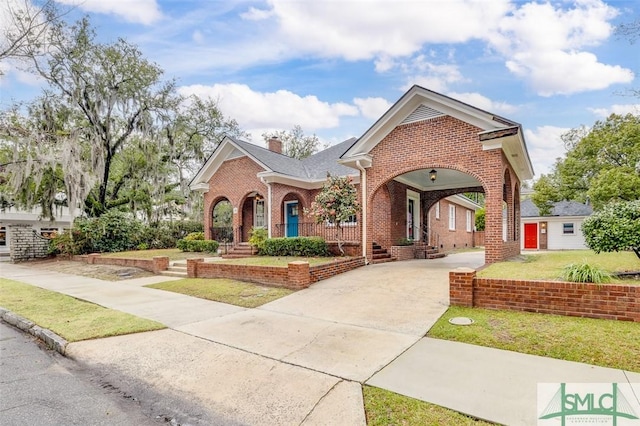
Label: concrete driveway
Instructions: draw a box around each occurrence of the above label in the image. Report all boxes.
[3,251,485,425]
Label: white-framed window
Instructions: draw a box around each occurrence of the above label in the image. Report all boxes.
[326,214,357,227]
[435,202,440,220]
[449,204,456,230]
[562,223,575,235]
[254,199,265,228]
[466,210,472,232]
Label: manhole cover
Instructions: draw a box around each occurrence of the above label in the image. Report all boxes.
[448,317,475,326]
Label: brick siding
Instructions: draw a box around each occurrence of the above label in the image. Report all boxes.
[364,116,520,264]
[450,269,639,322]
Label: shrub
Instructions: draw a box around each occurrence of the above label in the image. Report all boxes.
[260,237,329,257]
[184,232,205,241]
[72,211,144,253]
[176,239,219,253]
[561,261,611,284]
[49,230,80,256]
[395,238,414,246]
[249,227,268,252]
[143,221,204,249]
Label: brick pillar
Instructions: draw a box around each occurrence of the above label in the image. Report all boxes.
[449,267,476,307]
[287,261,310,289]
[187,258,204,278]
[152,256,169,273]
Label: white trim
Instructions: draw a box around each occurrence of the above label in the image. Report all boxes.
[435,202,440,220]
[254,199,266,228]
[407,189,420,240]
[449,204,456,230]
[466,210,472,232]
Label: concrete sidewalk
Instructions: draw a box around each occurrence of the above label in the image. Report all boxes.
[2,254,639,426]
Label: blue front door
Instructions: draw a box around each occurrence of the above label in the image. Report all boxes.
[286,203,299,237]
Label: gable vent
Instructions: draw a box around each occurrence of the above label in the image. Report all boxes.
[400,104,445,125]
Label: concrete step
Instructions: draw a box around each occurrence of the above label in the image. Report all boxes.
[371,257,395,264]
[159,270,188,278]
[426,252,447,259]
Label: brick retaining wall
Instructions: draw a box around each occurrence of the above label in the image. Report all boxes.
[450,268,639,322]
[188,257,365,290]
[84,254,169,274]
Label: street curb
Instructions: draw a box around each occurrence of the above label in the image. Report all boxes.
[0,306,68,355]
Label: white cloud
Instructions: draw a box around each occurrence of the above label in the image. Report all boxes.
[240,6,273,21]
[56,0,162,25]
[446,92,518,115]
[588,104,640,118]
[353,97,392,120]
[524,126,571,176]
[397,56,467,93]
[490,0,633,95]
[178,83,360,140]
[505,50,633,97]
[268,0,510,60]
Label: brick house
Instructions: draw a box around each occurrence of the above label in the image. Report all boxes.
[190,85,533,264]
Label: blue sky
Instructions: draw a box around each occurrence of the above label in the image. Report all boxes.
[1,0,639,178]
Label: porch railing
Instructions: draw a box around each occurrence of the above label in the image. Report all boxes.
[272,222,360,242]
[210,226,234,243]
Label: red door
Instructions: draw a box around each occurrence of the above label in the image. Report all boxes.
[524,223,538,249]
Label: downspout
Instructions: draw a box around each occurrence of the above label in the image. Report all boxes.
[260,177,272,238]
[355,160,368,263]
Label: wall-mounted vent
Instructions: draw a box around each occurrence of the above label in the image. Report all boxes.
[400,104,445,125]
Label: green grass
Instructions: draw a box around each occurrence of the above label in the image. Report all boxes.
[101,248,210,261]
[363,386,494,425]
[0,279,165,342]
[216,256,340,267]
[146,278,294,308]
[428,306,640,372]
[478,250,638,283]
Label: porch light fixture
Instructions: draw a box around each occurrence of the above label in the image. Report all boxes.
[255,194,263,201]
[429,169,437,182]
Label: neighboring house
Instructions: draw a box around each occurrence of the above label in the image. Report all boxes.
[520,199,592,250]
[0,206,73,257]
[190,85,534,264]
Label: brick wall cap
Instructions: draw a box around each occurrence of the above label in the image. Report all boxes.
[453,267,476,272]
[288,261,309,265]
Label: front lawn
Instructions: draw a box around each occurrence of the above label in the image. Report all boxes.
[101,248,211,261]
[0,279,165,342]
[428,306,640,372]
[363,386,494,425]
[146,278,294,308]
[478,250,638,283]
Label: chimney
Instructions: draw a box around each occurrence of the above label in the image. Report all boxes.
[268,137,283,154]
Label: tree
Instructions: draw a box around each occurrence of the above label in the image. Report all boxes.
[475,208,485,231]
[0,0,63,64]
[533,114,640,211]
[262,125,321,159]
[1,17,242,221]
[582,200,640,260]
[306,174,360,255]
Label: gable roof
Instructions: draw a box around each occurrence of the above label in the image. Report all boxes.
[339,85,534,180]
[189,135,357,192]
[521,198,593,217]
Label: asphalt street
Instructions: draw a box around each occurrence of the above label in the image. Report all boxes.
[0,322,238,426]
